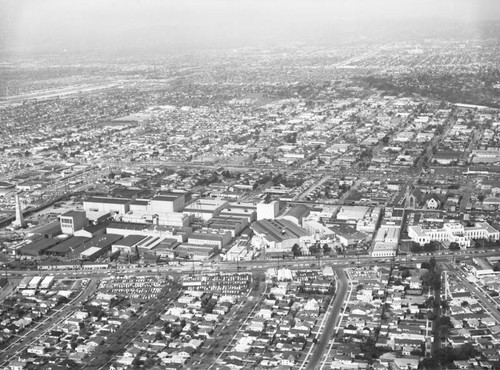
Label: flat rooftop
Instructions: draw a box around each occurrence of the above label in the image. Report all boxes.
[85,197,131,205]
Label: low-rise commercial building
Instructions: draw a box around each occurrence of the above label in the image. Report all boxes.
[251,218,310,251]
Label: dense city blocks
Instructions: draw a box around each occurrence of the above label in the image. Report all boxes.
[2,1,500,369]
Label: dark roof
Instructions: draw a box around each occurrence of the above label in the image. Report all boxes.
[157,238,179,249]
[0,181,15,189]
[158,191,187,197]
[60,210,86,218]
[46,237,90,254]
[85,197,131,205]
[131,200,149,206]
[409,187,424,203]
[434,151,462,159]
[107,222,149,231]
[30,221,62,236]
[189,233,224,241]
[208,216,245,227]
[81,234,123,250]
[251,219,309,243]
[19,238,60,256]
[425,193,442,202]
[152,195,179,202]
[81,221,111,234]
[283,204,311,220]
[114,235,147,247]
[329,224,367,240]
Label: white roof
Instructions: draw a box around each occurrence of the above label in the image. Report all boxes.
[81,246,100,256]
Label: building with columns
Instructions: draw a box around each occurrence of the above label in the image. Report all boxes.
[408,221,499,249]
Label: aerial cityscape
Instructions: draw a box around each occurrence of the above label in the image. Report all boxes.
[1,0,500,369]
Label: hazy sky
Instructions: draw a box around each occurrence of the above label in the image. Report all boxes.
[1,0,500,53]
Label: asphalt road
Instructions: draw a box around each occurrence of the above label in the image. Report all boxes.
[306,268,349,370]
[3,248,497,279]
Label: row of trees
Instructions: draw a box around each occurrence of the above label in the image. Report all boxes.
[412,237,500,254]
[421,257,442,290]
[421,343,479,369]
[410,240,441,253]
[292,243,334,257]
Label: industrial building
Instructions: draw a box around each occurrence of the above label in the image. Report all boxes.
[183,198,229,221]
[111,235,148,254]
[281,204,311,226]
[83,197,132,219]
[328,224,368,247]
[256,201,280,220]
[106,222,191,243]
[205,216,249,237]
[45,236,91,257]
[251,218,310,251]
[70,234,123,261]
[122,193,190,227]
[219,201,257,222]
[18,238,60,257]
[59,210,87,235]
[188,231,231,249]
[174,243,217,260]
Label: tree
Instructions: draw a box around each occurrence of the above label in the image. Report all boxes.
[411,244,423,254]
[309,243,320,256]
[449,242,460,250]
[423,242,437,252]
[323,244,332,255]
[292,244,302,257]
[493,262,500,272]
[421,269,441,290]
[435,125,445,135]
[424,296,435,308]
[429,256,437,270]
[441,301,449,312]
[420,357,439,369]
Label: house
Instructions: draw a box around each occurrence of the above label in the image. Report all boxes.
[393,356,419,370]
[408,276,422,290]
[425,196,441,210]
[454,360,471,369]
[27,345,46,355]
[280,353,297,366]
[9,361,26,370]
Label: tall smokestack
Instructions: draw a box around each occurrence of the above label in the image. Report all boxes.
[13,194,26,229]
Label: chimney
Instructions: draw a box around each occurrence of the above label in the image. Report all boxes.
[13,194,26,229]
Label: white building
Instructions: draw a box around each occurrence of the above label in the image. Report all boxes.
[256,201,280,220]
[84,197,131,217]
[371,225,401,257]
[183,198,229,221]
[408,221,499,249]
